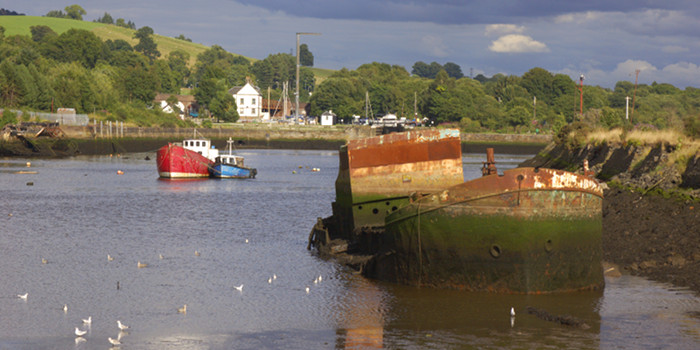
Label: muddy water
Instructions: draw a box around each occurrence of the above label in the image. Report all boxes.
[1,150,699,349]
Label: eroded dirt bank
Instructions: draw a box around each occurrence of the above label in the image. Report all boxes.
[522,141,700,294]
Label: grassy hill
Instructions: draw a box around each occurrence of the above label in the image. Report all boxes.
[0,15,334,82]
[1,16,236,66]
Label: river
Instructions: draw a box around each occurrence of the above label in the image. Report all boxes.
[1,150,699,349]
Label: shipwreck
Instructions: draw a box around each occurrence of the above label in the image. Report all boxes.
[308,129,604,293]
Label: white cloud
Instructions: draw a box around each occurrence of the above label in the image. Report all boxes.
[662,45,690,53]
[484,24,525,36]
[489,34,549,53]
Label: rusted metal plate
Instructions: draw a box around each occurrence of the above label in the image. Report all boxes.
[344,129,464,197]
[376,167,604,293]
[334,129,465,233]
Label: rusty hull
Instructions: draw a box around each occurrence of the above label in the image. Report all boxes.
[371,167,604,293]
[333,129,464,237]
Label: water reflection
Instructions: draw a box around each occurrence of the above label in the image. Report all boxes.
[2,151,700,350]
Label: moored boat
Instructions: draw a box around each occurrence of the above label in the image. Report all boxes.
[210,138,257,179]
[156,133,218,178]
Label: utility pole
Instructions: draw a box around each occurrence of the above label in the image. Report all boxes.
[631,69,640,121]
[295,32,320,124]
[578,75,584,116]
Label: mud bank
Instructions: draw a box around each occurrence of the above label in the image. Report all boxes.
[521,141,700,294]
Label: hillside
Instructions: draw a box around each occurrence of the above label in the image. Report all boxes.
[0,15,333,80]
[0,16,236,66]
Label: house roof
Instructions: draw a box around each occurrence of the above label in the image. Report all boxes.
[154,93,196,103]
[228,82,262,96]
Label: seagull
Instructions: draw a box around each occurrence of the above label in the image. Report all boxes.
[305,287,310,294]
[268,277,272,284]
[273,274,277,280]
[75,327,87,337]
[510,307,515,317]
[137,261,147,268]
[108,337,121,346]
[83,316,92,325]
[117,320,130,330]
[318,275,322,282]
[234,284,244,292]
[63,304,68,313]
[108,254,114,261]
[18,293,28,300]
[178,304,187,314]
[159,254,164,260]
[245,239,249,243]
[195,250,200,256]
[41,258,48,264]
[314,277,318,284]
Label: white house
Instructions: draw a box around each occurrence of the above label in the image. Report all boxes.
[153,94,198,119]
[228,82,262,123]
[320,110,337,126]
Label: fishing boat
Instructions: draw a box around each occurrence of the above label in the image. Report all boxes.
[156,132,218,178]
[309,129,604,293]
[210,138,257,179]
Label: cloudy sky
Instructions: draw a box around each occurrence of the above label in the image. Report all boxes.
[5,1,700,89]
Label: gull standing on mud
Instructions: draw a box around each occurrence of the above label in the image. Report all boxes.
[117,320,130,331]
[75,327,87,337]
[17,293,28,300]
[108,336,121,346]
[234,285,243,292]
[83,316,92,325]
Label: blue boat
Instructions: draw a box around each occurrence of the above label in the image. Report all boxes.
[210,138,257,179]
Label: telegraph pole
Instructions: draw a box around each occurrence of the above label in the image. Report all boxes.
[295,32,320,123]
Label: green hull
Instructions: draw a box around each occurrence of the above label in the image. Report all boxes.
[369,168,604,293]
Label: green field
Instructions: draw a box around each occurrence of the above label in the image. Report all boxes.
[0,15,335,81]
[0,16,242,66]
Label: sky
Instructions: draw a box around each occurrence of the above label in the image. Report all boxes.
[4,1,700,89]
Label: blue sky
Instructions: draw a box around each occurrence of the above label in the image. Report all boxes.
[4,1,700,89]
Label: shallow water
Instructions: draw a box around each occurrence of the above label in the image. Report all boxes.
[1,150,699,349]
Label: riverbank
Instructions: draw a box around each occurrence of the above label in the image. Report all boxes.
[2,124,549,156]
[520,133,700,294]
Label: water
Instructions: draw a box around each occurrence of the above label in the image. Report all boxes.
[1,150,699,349]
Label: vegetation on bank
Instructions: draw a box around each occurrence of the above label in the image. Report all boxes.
[0,5,698,138]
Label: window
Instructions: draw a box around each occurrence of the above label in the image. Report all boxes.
[252,108,256,114]
[240,98,244,105]
[196,141,200,147]
[252,98,256,104]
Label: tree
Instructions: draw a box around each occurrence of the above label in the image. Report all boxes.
[175,34,192,42]
[30,25,57,42]
[166,95,181,113]
[43,29,104,69]
[64,5,86,20]
[133,26,160,61]
[45,10,65,18]
[443,62,464,79]
[167,50,191,87]
[299,44,313,67]
[95,12,114,24]
[209,89,238,122]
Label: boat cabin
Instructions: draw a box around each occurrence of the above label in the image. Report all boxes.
[216,154,245,167]
[182,139,219,161]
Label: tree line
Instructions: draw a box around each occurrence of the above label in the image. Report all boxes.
[0,3,697,136]
[310,64,700,136]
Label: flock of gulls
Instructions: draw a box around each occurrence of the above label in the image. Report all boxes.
[15,244,326,347]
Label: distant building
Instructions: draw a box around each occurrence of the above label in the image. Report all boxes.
[320,110,337,126]
[153,93,198,119]
[228,81,262,123]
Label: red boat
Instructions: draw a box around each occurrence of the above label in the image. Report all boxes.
[156,137,219,178]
